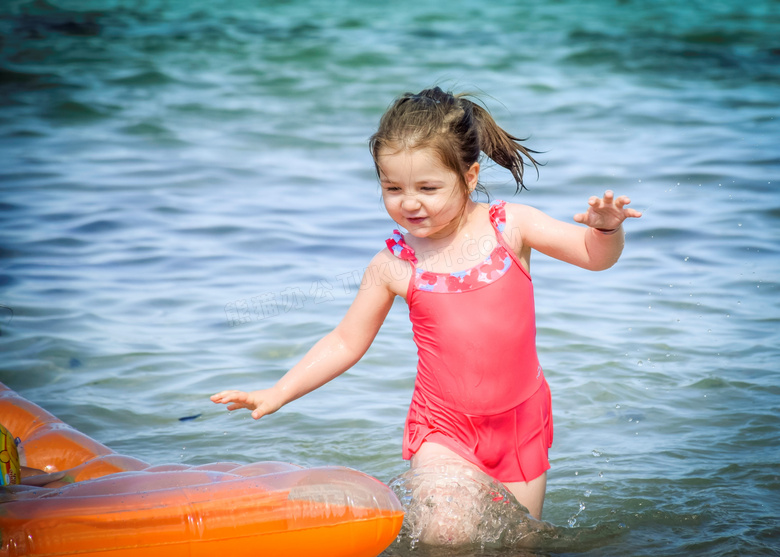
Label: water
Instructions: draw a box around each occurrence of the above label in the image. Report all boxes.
[1,0,779,554]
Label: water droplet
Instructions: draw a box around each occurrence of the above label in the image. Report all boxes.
[637,361,643,366]
[684,256,689,261]
[568,517,577,527]
[579,502,586,512]
[599,471,604,478]
[592,450,602,457]
[707,329,712,333]
[605,458,610,463]
[738,223,742,227]
[615,404,621,409]
[619,522,626,529]
[575,471,579,476]
[584,490,592,497]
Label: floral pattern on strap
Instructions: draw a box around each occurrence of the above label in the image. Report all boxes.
[385,200,513,293]
[386,229,418,265]
[489,199,506,233]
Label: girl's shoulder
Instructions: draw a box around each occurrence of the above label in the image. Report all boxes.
[492,198,534,227]
[497,199,536,215]
[372,244,414,297]
[492,200,548,257]
[499,200,546,229]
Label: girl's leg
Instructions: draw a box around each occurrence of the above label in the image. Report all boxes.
[412,442,547,520]
[504,473,547,520]
[410,439,476,469]
[408,442,485,545]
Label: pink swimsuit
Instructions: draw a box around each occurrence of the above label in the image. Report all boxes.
[386,200,553,483]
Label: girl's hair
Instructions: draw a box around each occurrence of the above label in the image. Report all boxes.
[369,87,540,196]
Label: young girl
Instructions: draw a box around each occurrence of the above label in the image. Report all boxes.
[211,87,641,522]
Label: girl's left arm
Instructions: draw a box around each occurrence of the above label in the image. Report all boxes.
[511,190,642,271]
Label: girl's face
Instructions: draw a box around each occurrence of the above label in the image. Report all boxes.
[377,147,478,240]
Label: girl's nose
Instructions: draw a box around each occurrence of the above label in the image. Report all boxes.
[401,196,421,212]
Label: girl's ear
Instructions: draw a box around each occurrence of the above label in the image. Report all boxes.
[466,162,480,192]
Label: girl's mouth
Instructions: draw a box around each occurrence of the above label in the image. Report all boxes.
[407,217,425,224]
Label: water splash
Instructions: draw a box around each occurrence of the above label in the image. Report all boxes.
[385,457,548,551]
[383,457,626,555]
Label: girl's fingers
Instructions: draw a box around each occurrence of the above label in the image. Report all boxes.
[576,192,641,227]
[211,390,248,403]
[211,390,237,398]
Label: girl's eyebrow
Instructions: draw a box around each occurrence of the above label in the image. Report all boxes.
[380,178,444,186]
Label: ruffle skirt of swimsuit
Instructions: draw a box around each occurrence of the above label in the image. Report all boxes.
[403,378,553,484]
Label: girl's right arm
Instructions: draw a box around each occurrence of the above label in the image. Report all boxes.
[210,250,398,420]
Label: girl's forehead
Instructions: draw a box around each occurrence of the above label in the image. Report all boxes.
[376,147,448,173]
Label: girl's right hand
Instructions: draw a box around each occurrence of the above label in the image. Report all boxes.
[210,388,284,420]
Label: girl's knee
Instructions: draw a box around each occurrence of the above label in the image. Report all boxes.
[408,473,482,546]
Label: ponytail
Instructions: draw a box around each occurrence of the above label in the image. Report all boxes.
[460,97,540,192]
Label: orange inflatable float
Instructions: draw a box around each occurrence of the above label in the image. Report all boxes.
[0,383,404,557]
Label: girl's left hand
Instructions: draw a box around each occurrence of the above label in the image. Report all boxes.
[573,190,642,231]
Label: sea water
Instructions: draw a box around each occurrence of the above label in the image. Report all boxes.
[1,0,778,555]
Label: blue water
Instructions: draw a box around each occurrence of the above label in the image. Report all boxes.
[1,0,779,555]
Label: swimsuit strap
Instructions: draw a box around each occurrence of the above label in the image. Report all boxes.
[488,199,532,281]
[488,199,507,234]
[386,229,418,266]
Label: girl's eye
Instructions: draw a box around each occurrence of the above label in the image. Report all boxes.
[421,186,438,192]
